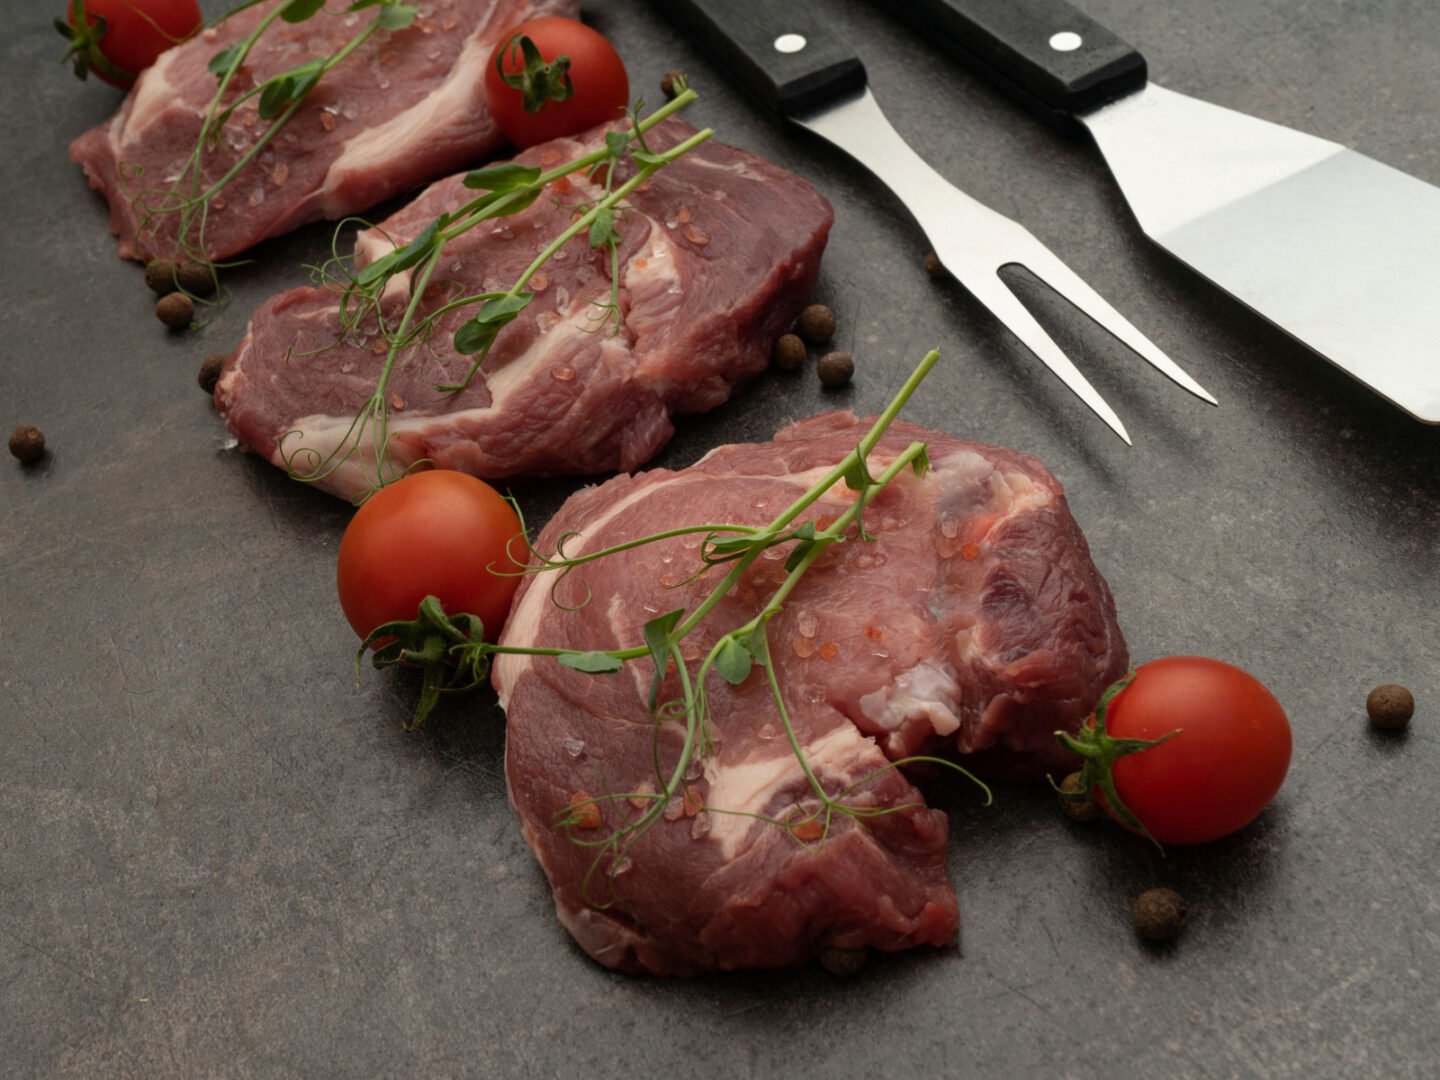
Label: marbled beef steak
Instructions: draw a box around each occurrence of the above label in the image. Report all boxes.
[70,0,576,262]
[494,414,1129,975]
[215,120,833,498]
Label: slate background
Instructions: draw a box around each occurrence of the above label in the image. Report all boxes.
[2,0,1438,1076]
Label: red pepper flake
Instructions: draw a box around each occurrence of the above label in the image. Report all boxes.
[961,542,980,561]
[441,15,458,31]
[390,394,405,412]
[682,224,710,246]
[792,818,825,842]
[551,176,571,195]
[372,339,387,355]
[319,111,337,133]
[819,642,838,661]
[676,205,692,224]
[682,785,704,818]
[569,791,602,830]
[863,625,884,642]
[634,257,647,269]
[530,273,549,292]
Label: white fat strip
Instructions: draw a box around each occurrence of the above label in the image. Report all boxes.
[493,473,713,705]
[702,725,865,860]
[120,49,183,140]
[318,4,500,218]
[857,658,962,738]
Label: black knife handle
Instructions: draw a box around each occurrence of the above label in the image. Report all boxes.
[661,0,866,115]
[895,0,1146,124]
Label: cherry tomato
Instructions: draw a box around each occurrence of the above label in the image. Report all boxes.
[482,17,629,148]
[58,0,202,88]
[336,471,525,644]
[1097,657,1292,845]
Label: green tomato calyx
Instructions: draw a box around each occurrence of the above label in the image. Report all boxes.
[357,595,492,729]
[1054,670,1180,849]
[497,33,574,113]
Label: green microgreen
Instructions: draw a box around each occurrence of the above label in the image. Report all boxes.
[125,0,418,303]
[282,86,709,502]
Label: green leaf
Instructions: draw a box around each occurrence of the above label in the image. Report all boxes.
[208,44,242,77]
[910,444,931,477]
[842,449,874,492]
[452,293,532,355]
[630,150,666,168]
[783,522,818,573]
[280,0,326,23]
[257,59,325,120]
[558,651,625,674]
[641,609,684,713]
[355,218,440,287]
[604,130,630,159]
[376,2,418,31]
[462,163,542,192]
[713,637,754,686]
[588,206,620,250]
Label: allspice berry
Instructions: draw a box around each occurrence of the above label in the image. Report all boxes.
[796,303,836,344]
[1058,771,1101,822]
[772,333,806,371]
[176,261,215,296]
[144,258,178,295]
[1133,888,1186,942]
[818,946,867,977]
[1367,684,1414,730]
[156,291,195,330]
[817,351,854,387]
[8,424,45,463]
[660,70,686,98]
[199,354,228,395]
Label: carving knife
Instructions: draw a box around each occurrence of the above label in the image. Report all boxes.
[894,0,1440,423]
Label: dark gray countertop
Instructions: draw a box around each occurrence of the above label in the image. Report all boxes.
[3,0,1437,1076]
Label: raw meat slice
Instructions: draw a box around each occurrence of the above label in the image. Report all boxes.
[70,0,577,262]
[215,120,833,499]
[494,414,1129,975]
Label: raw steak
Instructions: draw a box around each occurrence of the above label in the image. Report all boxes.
[215,120,833,499]
[70,0,577,262]
[494,414,1129,975]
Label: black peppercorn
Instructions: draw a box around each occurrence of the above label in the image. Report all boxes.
[817,351,853,387]
[8,424,45,463]
[1133,888,1186,942]
[796,303,836,344]
[156,292,195,330]
[1058,771,1101,821]
[1367,684,1414,730]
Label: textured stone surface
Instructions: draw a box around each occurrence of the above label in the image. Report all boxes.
[2,0,1437,1076]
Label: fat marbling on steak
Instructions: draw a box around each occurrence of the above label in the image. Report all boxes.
[70,0,577,262]
[214,120,834,499]
[493,414,1129,975]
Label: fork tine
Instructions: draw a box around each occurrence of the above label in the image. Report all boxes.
[961,269,1133,445]
[1018,244,1219,405]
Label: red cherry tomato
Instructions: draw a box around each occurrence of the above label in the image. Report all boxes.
[336,471,525,644]
[59,0,202,88]
[482,16,629,148]
[1096,657,1292,845]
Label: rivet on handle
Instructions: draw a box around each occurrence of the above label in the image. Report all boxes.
[1049,31,1083,52]
[774,33,807,54]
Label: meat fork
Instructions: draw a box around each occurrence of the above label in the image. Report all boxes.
[662,0,1217,442]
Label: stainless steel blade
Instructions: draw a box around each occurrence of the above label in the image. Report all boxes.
[795,87,1217,440]
[1083,83,1440,423]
